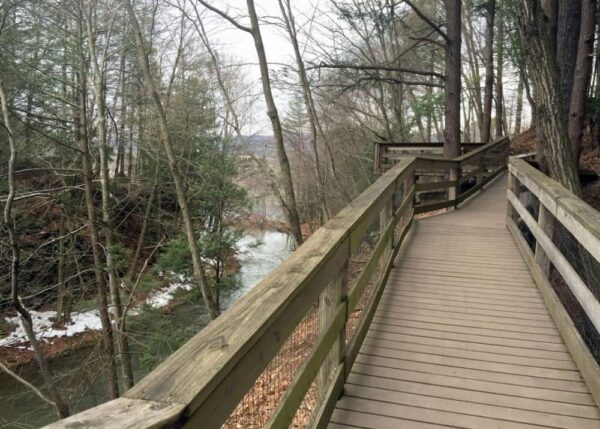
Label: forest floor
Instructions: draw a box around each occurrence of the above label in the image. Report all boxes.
[0,273,196,368]
[511,128,600,209]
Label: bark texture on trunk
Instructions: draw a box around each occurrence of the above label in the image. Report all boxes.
[568,0,597,162]
[541,0,559,52]
[515,0,582,195]
[557,0,582,114]
[444,0,462,159]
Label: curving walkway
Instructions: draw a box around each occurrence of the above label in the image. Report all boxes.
[329,176,600,428]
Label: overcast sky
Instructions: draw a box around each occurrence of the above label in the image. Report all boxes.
[195,1,530,136]
[198,0,322,134]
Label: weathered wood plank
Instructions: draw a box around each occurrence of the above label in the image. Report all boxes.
[350,361,595,405]
[508,190,600,332]
[346,372,599,418]
[342,384,599,429]
[509,158,600,262]
[42,398,186,429]
[508,217,600,409]
[331,174,599,428]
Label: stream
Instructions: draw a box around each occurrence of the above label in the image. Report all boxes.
[0,230,294,429]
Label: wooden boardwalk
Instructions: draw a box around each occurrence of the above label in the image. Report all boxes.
[329,176,600,429]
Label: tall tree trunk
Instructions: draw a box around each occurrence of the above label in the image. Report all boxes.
[124,0,220,319]
[515,0,582,194]
[74,61,120,400]
[568,0,597,163]
[246,0,303,245]
[1,81,70,420]
[56,214,66,322]
[125,161,159,284]
[86,11,134,390]
[495,16,506,137]
[278,0,330,224]
[481,0,496,143]
[74,6,120,397]
[444,0,462,158]
[557,0,582,114]
[116,50,127,177]
[515,75,525,134]
[541,0,559,52]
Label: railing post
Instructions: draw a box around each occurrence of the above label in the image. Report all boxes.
[317,263,347,400]
[535,206,554,276]
[374,143,380,174]
[477,156,485,186]
[404,169,415,219]
[507,170,519,221]
[380,193,394,263]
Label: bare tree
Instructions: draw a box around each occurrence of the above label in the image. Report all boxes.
[123,0,220,319]
[196,0,304,246]
[277,0,330,223]
[1,79,70,418]
[84,1,134,389]
[481,0,496,143]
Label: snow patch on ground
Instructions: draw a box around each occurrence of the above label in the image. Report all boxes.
[0,273,194,348]
[0,309,102,348]
[143,274,193,309]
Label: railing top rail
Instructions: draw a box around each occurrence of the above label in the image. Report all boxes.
[374,141,485,146]
[455,136,510,163]
[509,158,600,263]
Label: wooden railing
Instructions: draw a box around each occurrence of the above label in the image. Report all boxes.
[413,137,509,214]
[374,141,485,173]
[506,158,600,407]
[44,138,509,429]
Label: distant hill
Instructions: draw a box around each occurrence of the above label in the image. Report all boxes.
[233,135,276,158]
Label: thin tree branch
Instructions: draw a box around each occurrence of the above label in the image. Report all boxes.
[195,0,252,33]
[403,0,449,43]
[309,62,445,80]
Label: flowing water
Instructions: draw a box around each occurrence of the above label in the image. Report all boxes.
[0,230,293,429]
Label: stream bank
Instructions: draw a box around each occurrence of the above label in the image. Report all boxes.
[0,229,293,429]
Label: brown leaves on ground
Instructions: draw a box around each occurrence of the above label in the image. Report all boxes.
[0,331,101,369]
[511,128,537,155]
[222,242,377,428]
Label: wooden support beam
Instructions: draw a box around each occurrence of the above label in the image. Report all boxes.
[535,205,554,276]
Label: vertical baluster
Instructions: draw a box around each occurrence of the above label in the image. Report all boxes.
[449,164,461,205]
[404,168,415,220]
[535,206,554,276]
[507,171,519,221]
[317,263,347,400]
[380,194,393,263]
[477,154,485,185]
